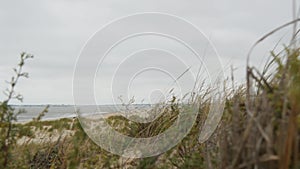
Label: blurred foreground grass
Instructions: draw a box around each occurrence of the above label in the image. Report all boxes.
[1,21,300,169]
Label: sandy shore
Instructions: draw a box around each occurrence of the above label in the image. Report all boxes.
[16,112,120,145]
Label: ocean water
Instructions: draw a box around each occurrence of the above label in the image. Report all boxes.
[13,104,150,122]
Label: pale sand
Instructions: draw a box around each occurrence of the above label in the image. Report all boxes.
[17,112,120,145]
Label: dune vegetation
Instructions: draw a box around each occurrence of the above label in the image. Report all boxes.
[1,20,300,169]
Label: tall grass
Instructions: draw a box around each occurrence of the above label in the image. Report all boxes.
[1,17,300,169]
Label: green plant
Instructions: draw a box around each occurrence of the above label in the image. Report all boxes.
[0,52,33,168]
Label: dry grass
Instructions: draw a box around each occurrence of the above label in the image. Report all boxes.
[2,15,300,169]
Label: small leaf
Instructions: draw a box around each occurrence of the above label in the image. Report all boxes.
[20,72,29,78]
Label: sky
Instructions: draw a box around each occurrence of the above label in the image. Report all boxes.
[0,0,297,104]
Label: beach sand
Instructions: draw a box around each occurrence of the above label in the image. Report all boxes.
[16,112,120,145]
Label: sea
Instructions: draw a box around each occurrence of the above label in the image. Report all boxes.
[13,104,151,122]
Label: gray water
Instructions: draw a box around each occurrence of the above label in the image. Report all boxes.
[13,104,150,122]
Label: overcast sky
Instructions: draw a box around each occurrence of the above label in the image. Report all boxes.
[0,0,296,104]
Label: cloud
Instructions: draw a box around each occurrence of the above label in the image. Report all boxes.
[0,0,296,104]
